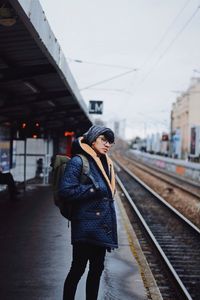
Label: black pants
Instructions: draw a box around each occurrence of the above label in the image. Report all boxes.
[0,172,17,200]
[63,242,106,300]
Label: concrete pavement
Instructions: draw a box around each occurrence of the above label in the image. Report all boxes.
[0,184,149,300]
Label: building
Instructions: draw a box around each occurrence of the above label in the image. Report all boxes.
[171,78,200,159]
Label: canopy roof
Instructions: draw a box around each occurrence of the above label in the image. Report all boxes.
[0,0,92,137]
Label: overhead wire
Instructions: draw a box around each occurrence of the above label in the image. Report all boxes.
[67,57,134,70]
[155,5,200,64]
[80,68,137,91]
[130,4,200,96]
[87,87,132,94]
[77,0,193,92]
[68,1,198,94]
[139,0,193,70]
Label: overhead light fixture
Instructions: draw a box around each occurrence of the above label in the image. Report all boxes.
[47,100,56,107]
[0,5,17,27]
[24,81,39,93]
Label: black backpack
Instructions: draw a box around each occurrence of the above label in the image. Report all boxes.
[52,154,89,220]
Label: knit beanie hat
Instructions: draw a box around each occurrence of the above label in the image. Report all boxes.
[82,125,115,146]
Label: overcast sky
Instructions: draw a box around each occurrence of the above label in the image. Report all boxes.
[39,0,200,139]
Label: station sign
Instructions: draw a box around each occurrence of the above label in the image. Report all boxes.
[89,101,103,114]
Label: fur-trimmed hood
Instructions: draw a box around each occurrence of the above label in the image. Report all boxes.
[76,137,115,197]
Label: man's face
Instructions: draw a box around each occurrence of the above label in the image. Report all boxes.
[91,135,113,156]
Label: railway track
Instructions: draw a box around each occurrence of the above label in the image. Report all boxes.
[115,160,200,300]
[115,153,200,200]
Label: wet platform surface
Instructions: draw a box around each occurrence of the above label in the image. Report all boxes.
[0,184,147,300]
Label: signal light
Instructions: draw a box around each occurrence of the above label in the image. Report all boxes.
[22,123,26,128]
[64,131,74,137]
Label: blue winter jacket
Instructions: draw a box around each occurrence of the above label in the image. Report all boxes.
[59,138,118,249]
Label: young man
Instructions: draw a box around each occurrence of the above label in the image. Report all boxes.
[59,125,118,300]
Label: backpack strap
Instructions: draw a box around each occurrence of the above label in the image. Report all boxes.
[77,154,99,190]
[78,154,90,176]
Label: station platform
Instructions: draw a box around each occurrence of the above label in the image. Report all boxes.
[0,183,155,300]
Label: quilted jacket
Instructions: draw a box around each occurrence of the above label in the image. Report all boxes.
[59,138,118,249]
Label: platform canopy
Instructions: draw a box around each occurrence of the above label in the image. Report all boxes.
[0,0,92,138]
